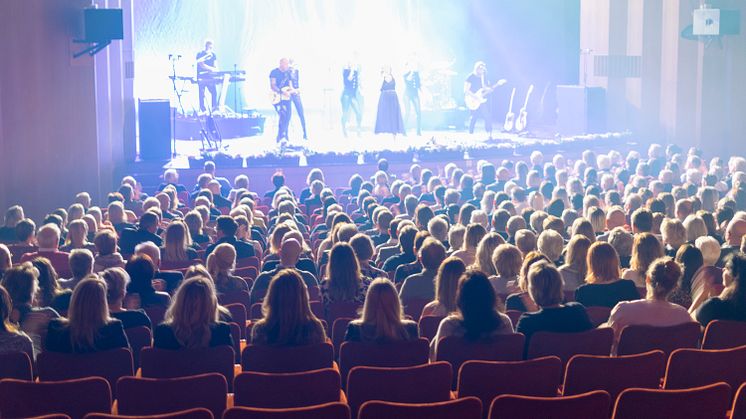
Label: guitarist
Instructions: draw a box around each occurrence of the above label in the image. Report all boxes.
[269,58,294,144]
[288,58,308,140]
[196,40,218,113]
[464,61,493,137]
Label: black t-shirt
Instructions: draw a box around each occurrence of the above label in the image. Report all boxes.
[111,309,152,329]
[196,50,217,75]
[466,73,488,93]
[574,279,640,308]
[270,68,291,91]
[695,297,746,326]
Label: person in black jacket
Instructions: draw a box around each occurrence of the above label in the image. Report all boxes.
[575,242,639,308]
[45,278,130,353]
[154,276,233,349]
[119,212,162,255]
[205,216,255,260]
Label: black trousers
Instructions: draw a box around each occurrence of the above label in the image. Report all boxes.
[341,91,363,134]
[290,93,307,138]
[198,82,218,112]
[403,91,421,135]
[274,99,291,142]
[469,102,492,134]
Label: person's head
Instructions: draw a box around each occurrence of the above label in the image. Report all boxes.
[448,224,466,252]
[0,285,19,333]
[134,241,161,267]
[415,205,435,230]
[165,276,219,348]
[326,243,361,300]
[215,216,238,239]
[398,225,418,254]
[435,257,465,314]
[163,221,191,261]
[37,223,61,250]
[419,238,447,272]
[506,215,527,238]
[586,242,621,284]
[629,232,663,277]
[661,218,687,249]
[462,223,487,251]
[125,254,156,295]
[66,278,112,351]
[3,206,24,228]
[349,234,375,265]
[565,235,592,273]
[515,229,537,255]
[695,236,721,266]
[356,278,409,341]
[101,267,129,308]
[518,251,551,292]
[15,219,36,244]
[271,172,285,189]
[1,263,38,307]
[207,242,237,281]
[258,269,324,345]
[492,244,522,278]
[69,249,94,280]
[427,216,449,243]
[645,257,683,301]
[475,233,504,276]
[457,269,506,340]
[184,211,204,237]
[279,237,302,267]
[537,230,564,263]
[631,208,653,234]
[725,218,746,246]
[528,262,564,308]
[139,212,159,234]
[721,252,746,303]
[675,244,703,293]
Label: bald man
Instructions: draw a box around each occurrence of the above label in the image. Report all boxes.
[250,238,318,304]
[598,207,627,241]
[718,218,746,267]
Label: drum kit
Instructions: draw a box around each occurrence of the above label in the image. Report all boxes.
[420,60,458,111]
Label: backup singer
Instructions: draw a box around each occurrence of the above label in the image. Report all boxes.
[464,61,492,136]
[403,62,422,136]
[341,61,363,137]
[288,59,308,140]
[269,58,294,143]
[196,40,218,113]
[374,66,405,136]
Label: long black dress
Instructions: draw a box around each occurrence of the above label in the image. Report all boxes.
[374,77,406,135]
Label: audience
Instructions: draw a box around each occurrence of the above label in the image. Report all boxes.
[124,255,171,310]
[321,243,369,308]
[205,216,255,259]
[345,278,419,343]
[252,238,317,304]
[490,244,522,294]
[32,257,71,314]
[93,230,125,272]
[559,235,591,291]
[400,238,447,302]
[161,221,199,262]
[59,249,94,290]
[20,223,70,277]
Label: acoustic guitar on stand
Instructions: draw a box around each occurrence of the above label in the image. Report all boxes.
[503,87,517,132]
[465,79,507,111]
[514,84,534,132]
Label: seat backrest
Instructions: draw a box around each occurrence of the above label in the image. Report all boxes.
[240,342,334,373]
[218,290,251,311]
[223,402,350,419]
[418,315,444,342]
[124,326,152,368]
[84,407,214,419]
[612,382,731,419]
[347,362,453,418]
[617,322,701,356]
[143,306,167,327]
[401,298,430,322]
[326,301,362,326]
[236,256,259,269]
[457,357,562,415]
[526,328,614,369]
[702,320,746,349]
[37,348,134,397]
[339,338,430,386]
[225,303,248,338]
[140,346,235,391]
[359,397,482,419]
[117,373,227,419]
[332,318,354,359]
[489,390,610,419]
[228,323,242,363]
[249,303,263,320]
[160,259,199,271]
[664,345,746,396]
[505,310,523,326]
[234,368,341,409]
[563,350,666,402]
[0,351,33,380]
[0,377,112,419]
[733,382,746,419]
[585,306,612,327]
[436,334,525,388]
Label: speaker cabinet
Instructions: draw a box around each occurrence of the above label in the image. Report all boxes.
[556,85,606,135]
[138,99,171,161]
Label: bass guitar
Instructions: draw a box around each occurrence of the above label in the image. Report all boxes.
[465,79,507,111]
[270,86,299,105]
[514,84,534,132]
[503,87,517,132]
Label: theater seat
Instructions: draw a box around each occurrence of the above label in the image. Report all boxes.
[84,408,213,419]
[489,390,611,419]
[358,397,482,419]
[0,351,33,381]
[223,402,350,419]
[612,383,731,419]
[234,368,342,409]
[0,377,112,419]
[116,373,227,419]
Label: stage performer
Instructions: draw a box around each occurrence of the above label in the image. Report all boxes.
[403,61,422,136]
[341,61,363,137]
[269,58,294,144]
[464,61,493,137]
[196,40,218,113]
[288,59,308,140]
[374,66,406,137]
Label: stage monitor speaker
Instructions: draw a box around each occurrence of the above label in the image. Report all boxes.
[556,85,606,135]
[138,99,171,161]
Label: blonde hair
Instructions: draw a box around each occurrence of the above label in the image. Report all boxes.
[165,276,219,348]
[492,244,522,278]
[518,251,551,292]
[585,242,621,284]
[67,278,112,351]
[65,219,89,248]
[475,233,505,276]
[101,267,129,306]
[646,257,683,300]
[163,221,192,262]
[528,262,564,307]
[206,243,236,285]
[355,279,409,342]
[630,233,663,277]
[565,235,591,273]
[435,257,465,313]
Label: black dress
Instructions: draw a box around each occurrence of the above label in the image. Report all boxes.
[374,77,405,135]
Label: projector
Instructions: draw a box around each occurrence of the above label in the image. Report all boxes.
[693,7,720,36]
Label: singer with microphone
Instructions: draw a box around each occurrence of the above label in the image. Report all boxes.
[196,39,218,113]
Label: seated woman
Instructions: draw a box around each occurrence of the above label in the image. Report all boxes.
[516,262,593,352]
[575,242,640,308]
[124,255,171,311]
[207,243,249,295]
[1,263,60,357]
[32,257,72,314]
[695,251,746,325]
[430,269,514,359]
[505,251,548,312]
[606,257,693,348]
[102,267,151,329]
[350,233,387,280]
[45,278,130,353]
[422,256,465,318]
[622,233,663,287]
[320,243,370,308]
[161,221,199,262]
[0,244,11,278]
[489,244,522,294]
[60,219,97,253]
[559,235,592,291]
[184,211,211,245]
[344,278,419,343]
[93,230,125,272]
[0,285,33,360]
[154,276,233,350]
[251,269,326,346]
[451,223,487,267]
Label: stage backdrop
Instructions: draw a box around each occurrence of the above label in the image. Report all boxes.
[133,0,579,123]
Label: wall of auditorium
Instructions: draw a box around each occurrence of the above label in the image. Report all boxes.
[0,0,128,221]
[580,0,746,157]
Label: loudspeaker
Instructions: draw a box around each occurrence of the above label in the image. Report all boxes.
[138,99,171,161]
[556,85,606,135]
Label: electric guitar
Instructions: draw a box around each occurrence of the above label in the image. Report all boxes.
[465,79,507,111]
[503,87,517,132]
[514,84,534,132]
[270,86,299,105]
